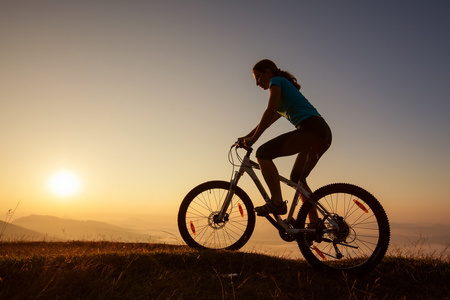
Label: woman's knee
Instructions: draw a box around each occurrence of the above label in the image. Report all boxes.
[255,146,272,160]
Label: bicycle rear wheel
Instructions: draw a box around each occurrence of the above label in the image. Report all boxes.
[177,181,256,250]
[296,183,390,274]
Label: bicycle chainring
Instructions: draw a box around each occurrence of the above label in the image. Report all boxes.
[278,230,296,242]
[278,220,297,242]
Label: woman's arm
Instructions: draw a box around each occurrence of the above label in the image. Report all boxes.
[241,85,281,145]
[241,112,281,140]
[251,85,282,140]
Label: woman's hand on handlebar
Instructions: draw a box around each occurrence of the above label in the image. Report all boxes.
[237,136,256,148]
[243,136,257,147]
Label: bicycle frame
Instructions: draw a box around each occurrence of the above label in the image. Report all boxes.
[217,145,338,236]
[178,142,389,273]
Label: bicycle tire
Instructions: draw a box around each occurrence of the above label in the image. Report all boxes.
[177,181,256,250]
[296,183,390,274]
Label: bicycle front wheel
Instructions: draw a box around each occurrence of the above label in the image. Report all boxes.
[296,183,390,274]
[177,181,256,250]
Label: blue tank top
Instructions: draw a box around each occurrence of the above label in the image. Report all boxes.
[270,77,319,127]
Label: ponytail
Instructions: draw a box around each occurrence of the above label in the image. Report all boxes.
[278,69,301,90]
[253,59,301,90]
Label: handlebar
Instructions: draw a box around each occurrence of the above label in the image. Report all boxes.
[229,140,255,168]
[234,140,253,152]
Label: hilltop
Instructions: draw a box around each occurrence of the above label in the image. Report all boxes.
[0,241,448,299]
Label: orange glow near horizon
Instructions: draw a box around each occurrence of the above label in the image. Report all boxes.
[1,1,449,229]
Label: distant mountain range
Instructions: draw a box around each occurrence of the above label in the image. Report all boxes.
[1,215,155,243]
[0,219,46,241]
[1,215,449,257]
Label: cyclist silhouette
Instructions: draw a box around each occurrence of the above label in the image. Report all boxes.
[239,59,332,220]
[178,70,389,272]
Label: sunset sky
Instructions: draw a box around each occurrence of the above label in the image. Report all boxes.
[1,1,449,230]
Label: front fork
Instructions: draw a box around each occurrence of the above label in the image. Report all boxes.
[216,170,243,222]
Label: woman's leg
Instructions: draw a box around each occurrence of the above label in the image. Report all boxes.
[258,158,283,205]
[256,130,304,209]
[290,119,332,224]
[254,117,331,216]
[302,180,320,224]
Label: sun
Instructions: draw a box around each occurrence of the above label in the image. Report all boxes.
[49,170,80,197]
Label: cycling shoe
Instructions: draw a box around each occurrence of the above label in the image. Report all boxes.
[255,201,287,216]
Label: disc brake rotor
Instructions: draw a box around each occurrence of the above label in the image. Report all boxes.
[209,212,228,229]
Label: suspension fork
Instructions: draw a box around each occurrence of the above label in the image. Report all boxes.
[216,166,245,222]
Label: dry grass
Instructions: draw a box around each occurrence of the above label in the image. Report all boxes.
[0,241,449,299]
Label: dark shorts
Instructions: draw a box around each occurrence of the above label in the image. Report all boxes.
[256,115,332,183]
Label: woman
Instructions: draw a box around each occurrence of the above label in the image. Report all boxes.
[239,59,332,220]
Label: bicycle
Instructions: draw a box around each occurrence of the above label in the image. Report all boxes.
[177,142,390,274]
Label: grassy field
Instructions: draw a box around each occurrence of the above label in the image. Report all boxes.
[0,241,448,299]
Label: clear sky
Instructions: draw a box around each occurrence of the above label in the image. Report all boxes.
[1,1,450,227]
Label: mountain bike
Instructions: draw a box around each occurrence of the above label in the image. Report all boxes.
[177,142,390,273]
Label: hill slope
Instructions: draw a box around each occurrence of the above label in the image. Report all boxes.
[11,215,153,242]
[0,241,448,299]
[0,220,47,241]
